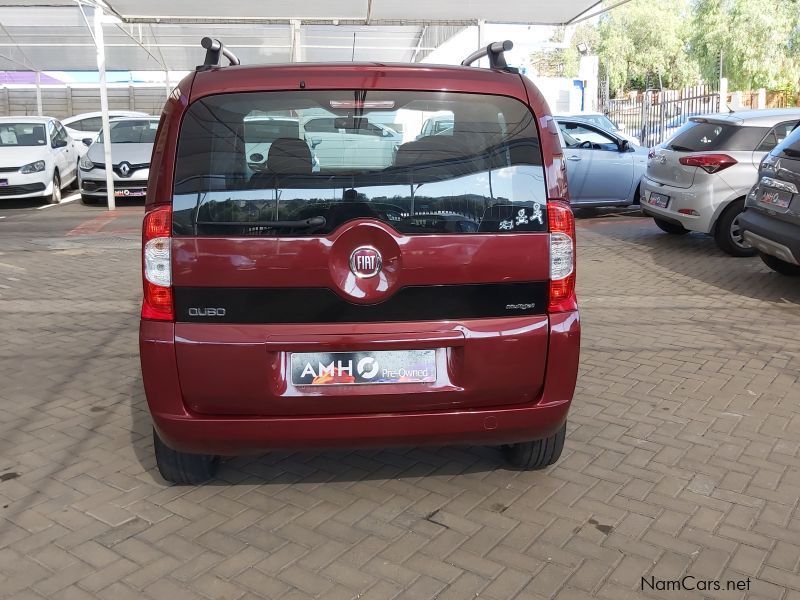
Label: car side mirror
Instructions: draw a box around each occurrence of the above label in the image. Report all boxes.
[618,139,630,152]
[82,138,93,147]
[381,129,390,137]
[308,137,322,149]
[53,138,68,148]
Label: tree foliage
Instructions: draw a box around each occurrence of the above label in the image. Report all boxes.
[530,0,800,95]
[691,0,800,90]
[596,0,699,95]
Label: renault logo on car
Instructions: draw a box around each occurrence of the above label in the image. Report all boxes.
[349,246,382,279]
[119,162,131,177]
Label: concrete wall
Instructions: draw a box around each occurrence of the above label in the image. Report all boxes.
[0,84,170,119]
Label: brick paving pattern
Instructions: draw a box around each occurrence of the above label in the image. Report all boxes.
[0,203,798,599]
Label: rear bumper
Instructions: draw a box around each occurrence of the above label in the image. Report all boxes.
[639,175,733,234]
[740,209,800,265]
[140,312,580,456]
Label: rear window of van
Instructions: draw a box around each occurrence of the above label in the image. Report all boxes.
[172,90,547,236]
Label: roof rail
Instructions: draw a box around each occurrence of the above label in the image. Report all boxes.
[461,40,516,71]
[197,37,241,71]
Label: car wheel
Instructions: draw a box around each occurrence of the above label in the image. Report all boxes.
[502,422,566,470]
[69,166,79,190]
[653,218,689,235]
[48,172,61,204]
[153,428,218,485]
[714,199,757,257]
[760,252,800,276]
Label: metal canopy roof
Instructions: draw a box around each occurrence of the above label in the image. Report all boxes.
[0,1,602,72]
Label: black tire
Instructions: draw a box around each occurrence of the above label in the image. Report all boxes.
[654,217,689,235]
[760,252,800,276]
[153,428,218,484]
[69,166,79,190]
[714,199,757,257]
[48,172,61,204]
[80,194,99,205]
[502,422,566,470]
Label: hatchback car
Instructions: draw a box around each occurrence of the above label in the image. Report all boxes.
[140,39,580,484]
[740,124,800,276]
[62,110,149,154]
[79,117,158,204]
[640,109,800,255]
[556,118,647,208]
[0,116,78,204]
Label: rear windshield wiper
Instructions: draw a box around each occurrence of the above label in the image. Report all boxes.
[668,144,694,152]
[195,216,326,229]
[780,148,800,158]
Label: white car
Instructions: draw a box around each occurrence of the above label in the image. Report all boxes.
[640,109,800,255]
[62,110,149,154]
[79,117,158,203]
[301,116,401,171]
[556,112,641,146]
[0,116,79,204]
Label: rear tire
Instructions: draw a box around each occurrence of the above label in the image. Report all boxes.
[502,422,566,470]
[48,172,61,204]
[714,199,757,257]
[153,428,218,484]
[760,252,800,276]
[653,218,689,234]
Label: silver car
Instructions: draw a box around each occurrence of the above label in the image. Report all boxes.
[640,109,800,256]
[78,117,158,204]
[556,118,648,208]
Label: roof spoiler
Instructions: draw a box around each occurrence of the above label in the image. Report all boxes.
[461,40,517,72]
[197,37,241,71]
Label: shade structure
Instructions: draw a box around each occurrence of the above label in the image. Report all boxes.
[0,1,603,71]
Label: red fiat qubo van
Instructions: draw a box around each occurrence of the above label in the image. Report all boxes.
[140,39,579,483]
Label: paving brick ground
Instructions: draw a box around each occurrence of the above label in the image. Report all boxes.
[0,201,798,600]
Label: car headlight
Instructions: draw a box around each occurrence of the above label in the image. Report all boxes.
[79,155,94,170]
[19,160,46,174]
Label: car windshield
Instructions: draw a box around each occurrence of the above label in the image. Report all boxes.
[98,119,158,144]
[173,90,547,237]
[0,123,47,147]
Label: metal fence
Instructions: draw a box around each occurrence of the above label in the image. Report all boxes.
[602,85,720,147]
[0,84,170,119]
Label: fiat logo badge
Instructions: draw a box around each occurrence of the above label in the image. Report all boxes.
[349,246,382,279]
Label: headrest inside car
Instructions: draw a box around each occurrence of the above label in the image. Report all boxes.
[267,137,312,174]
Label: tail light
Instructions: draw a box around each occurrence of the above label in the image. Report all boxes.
[679,154,737,174]
[547,200,577,313]
[142,205,173,321]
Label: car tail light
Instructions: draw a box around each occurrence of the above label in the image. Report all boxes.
[679,154,737,174]
[548,200,577,313]
[142,205,173,321]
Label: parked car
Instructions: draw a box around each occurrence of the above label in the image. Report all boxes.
[62,110,148,143]
[556,118,648,208]
[417,113,454,139]
[0,116,78,204]
[140,39,579,483]
[556,111,640,146]
[301,116,402,170]
[640,112,710,148]
[740,123,800,275]
[78,117,158,204]
[640,109,800,255]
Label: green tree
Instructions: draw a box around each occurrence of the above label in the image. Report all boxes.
[529,25,599,78]
[691,0,800,90]
[597,0,700,95]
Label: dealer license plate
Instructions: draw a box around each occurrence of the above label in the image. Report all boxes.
[760,189,791,209]
[291,350,436,386]
[114,189,146,197]
[648,192,670,208]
